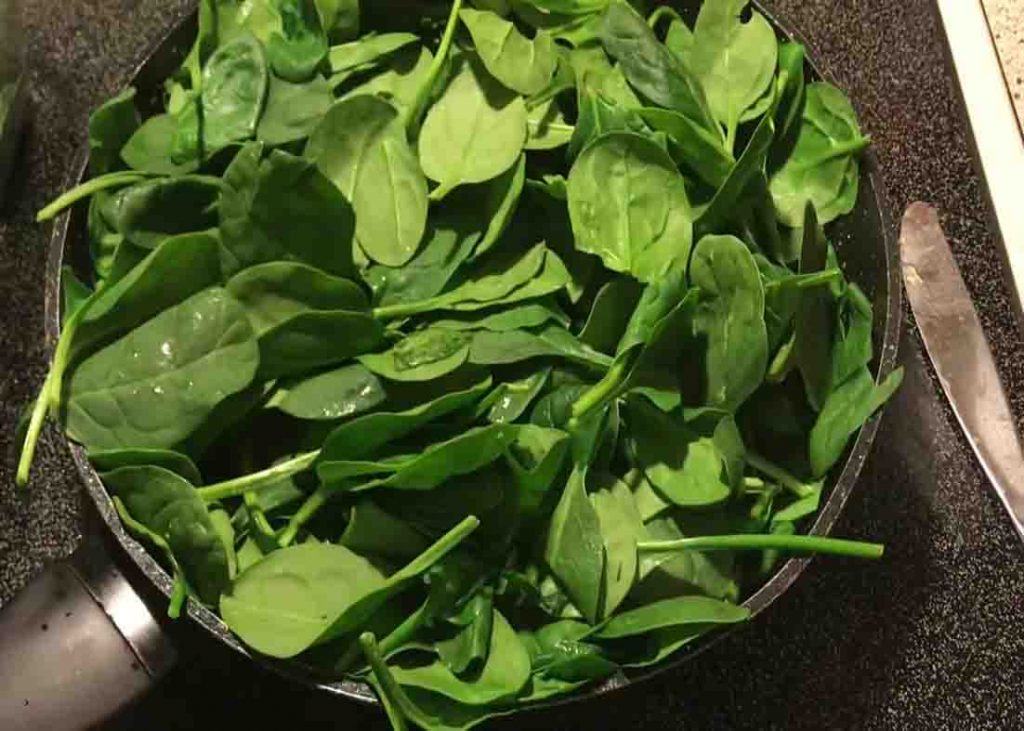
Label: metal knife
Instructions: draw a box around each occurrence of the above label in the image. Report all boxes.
[901,201,1024,540]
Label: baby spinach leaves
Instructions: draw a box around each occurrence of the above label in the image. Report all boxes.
[688,235,768,412]
[418,60,527,200]
[460,9,558,96]
[567,132,692,283]
[544,467,605,623]
[600,2,718,138]
[87,87,140,175]
[66,287,260,451]
[220,145,357,277]
[306,95,428,267]
[688,0,778,150]
[25,1,900,725]
[769,82,869,226]
[198,33,270,157]
[104,465,230,604]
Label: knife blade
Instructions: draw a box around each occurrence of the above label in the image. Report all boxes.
[901,201,1024,540]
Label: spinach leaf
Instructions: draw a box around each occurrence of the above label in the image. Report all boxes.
[360,329,472,382]
[590,473,644,617]
[323,424,514,490]
[221,541,389,657]
[60,267,93,327]
[526,98,574,151]
[809,366,903,477]
[460,8,558,96]
[567,132,692,284]
[72,231,223,358]
[523,0,608,16]
[306,95,428,266]
[267,363,385,420]
[468,327,613,370]
[769,41,806,166]
[66,287,260,451]
[418,60,527,200]
[688,234,768,411]
[104,465,230,604]
[327,32,419,74]
[341,499,430,559]
[114,176,221,250]
[794,203,834,411]
[436,590,494,676]
[636,107,735,187]
[267,0,329,82]
[600,2,718,137]
[390,609,530,705]
[221,516,479,657]
[688,0,778,149]
[830,282,873,391]
[256,308,384,379]
[430,302,569,333]
[88,87,140,175]
[220,145,357,277]
[90,448,203,485]
[121,114,200,175]
[257,74,332,146]
[567,43,641,109]
[568,82,649,161]
[578,278,644,354]
[543,466,605,623]
[200,33,270,156]
[226,260,382,379]
[484,368,550,424]
[694,70,781,238]
[506,423,570,508]
[316,0,359,41]
[373,244,570,320]
[769,82,869,226]
[625,396,734,507]
[366,203,482,307]
[342,46,434,111]
[319,374,491,460]
[225,261,368,332]
[592,594,749,640]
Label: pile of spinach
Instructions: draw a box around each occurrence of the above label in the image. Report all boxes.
[18,0,903,727]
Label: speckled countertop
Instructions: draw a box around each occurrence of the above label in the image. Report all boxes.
[3,1,1024,729]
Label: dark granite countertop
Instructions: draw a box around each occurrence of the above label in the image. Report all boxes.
[4,0,1024,728]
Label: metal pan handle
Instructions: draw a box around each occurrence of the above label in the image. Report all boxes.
[0,534,176,730]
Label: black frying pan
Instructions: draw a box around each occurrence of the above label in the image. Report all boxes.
[0,1,901,728]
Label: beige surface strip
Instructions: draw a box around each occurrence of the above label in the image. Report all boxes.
[936,0,1024,325]
[982,0,1024,128]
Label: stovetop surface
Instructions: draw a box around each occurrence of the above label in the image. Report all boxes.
[3,1,1024,728]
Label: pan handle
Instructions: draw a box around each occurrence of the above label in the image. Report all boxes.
[0,534,177,730]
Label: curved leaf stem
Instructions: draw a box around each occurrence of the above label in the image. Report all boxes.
[647,5,684,31]
[637,534,884,559]
[403,0,465,138]
[746,451,816,498]
[16,301,90,487]
[36,171,154,222]
[197,450,320,503]
[569,357,630,430]
[278,483,332,547]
